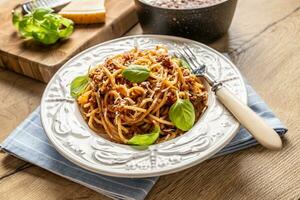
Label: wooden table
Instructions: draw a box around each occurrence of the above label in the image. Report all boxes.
[1,0,300,199]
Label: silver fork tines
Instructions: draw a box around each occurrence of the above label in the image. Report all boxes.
[174,47,205,75]
[175,45,222,90]
[182,45,206,75]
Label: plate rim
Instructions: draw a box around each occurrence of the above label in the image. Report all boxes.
[41,34,247,177]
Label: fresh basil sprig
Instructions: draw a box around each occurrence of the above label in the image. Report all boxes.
[12,8,74,45]
[70,75,89,98]
[169,99,195,131]
[171,57,191,70]
[180,59,191,69]
[128,125,160,146]
[122,64,150,83]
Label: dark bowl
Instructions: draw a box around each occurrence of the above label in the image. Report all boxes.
[134,0,237,43]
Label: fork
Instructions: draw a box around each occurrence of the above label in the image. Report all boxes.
[175,46,282,150]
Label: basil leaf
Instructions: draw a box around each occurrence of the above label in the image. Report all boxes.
[33,30,60,45]
[128,126,160,146]
[172,57,191,70]
[12,11,22,28]
[58,18,74,38]
[12,8,74,45]
[18,17,36,38]
[169,99,195,131]
[32,8,53,20]
[122,64,150,83]
[70,75,89,98]
[180,59,191,70]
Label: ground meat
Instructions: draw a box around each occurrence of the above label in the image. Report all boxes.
[155,55,173,68]
[123,53,135,64]
[161,58,172,68]
[183,70,190,76]
[156,55,168,63]
[166,92,177,104]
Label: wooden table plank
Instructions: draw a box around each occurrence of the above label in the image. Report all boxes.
[0,166,110,200]
[228,0,300,53]
[0,0,300,199]
[0,69,45,179]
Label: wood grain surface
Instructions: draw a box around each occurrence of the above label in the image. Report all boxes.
[0,0,138,83]
[0,0,300,199]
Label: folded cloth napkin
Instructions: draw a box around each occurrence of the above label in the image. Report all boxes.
[0,83,287,200]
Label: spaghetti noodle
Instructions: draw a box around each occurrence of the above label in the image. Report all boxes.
[77,45,208,144]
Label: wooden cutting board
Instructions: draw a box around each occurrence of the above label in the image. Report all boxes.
[0,0,138,83]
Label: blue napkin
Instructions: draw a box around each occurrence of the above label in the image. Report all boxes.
[0,84,287,200]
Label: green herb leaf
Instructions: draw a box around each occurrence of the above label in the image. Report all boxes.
[70,75,89,98]
[172,57,191,70]
[169,99,195,131]
[12,10,22,28]
[32,7,53,20]
[12,8,74,45]
[122,64,150,83]
[128,125,160,147]
[58,18,74,38]
[18,17,34,38]
[180,59,191,69]
[33,30,60,45]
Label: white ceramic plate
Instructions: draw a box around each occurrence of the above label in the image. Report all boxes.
[41,35,247,178]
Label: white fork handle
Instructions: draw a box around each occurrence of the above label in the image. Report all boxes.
[215,86,282,150]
